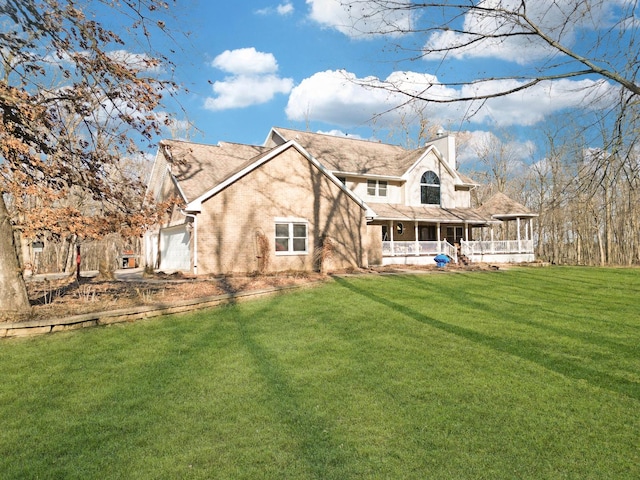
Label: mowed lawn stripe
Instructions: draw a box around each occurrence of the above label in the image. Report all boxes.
[0,267,638,479]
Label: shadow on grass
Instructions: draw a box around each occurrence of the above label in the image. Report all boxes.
[333,276,640,402]
[234,297,352,478]
[402,272,640,357]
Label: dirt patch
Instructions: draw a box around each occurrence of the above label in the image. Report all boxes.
[10,271,325,323]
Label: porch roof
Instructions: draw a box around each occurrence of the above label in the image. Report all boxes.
[369,203,493,225]
[476,192,538,219]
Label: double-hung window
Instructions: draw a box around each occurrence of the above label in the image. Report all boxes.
[367,179,388,197]
[275,219,308,254]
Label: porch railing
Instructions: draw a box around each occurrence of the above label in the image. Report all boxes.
[460,240,534,256]
[382,240,457,262]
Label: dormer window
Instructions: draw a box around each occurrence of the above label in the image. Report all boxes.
[367,179,387,197]
[421,171,440,205]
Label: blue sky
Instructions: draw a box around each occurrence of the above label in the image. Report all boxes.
[153,0,622,168]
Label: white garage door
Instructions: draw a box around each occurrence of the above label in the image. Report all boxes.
[159,225,191,272]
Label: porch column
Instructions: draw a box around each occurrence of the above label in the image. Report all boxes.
[517,217,522,252]
[389,220,395,256]
[437,222,442,253]
[490,226,495,254]
[414,221,419,256]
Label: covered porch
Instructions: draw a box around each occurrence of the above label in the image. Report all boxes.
[370,204,490,266]
[370,196,538,266]
[463,216,536,263]
[466,192,538,263]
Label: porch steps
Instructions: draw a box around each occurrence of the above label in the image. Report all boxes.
[458,253,471,266]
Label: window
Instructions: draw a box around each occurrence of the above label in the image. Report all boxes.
[367,179,388,197]
[275,220,308,254]
[421,171,440,205]
[420,226,437,241]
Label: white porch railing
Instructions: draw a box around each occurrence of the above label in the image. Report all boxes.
[460,240,534,256]
[382,241,457,262]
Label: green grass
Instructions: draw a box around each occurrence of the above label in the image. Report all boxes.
[1,266,639,479]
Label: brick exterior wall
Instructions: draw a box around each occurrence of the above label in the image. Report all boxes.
[196,146,370,275]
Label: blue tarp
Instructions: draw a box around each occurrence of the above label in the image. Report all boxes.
[434,254,450,268]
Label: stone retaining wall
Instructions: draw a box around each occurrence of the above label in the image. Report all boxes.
[1,284,302,339]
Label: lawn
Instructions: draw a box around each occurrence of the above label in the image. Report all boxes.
[1,266,639,479]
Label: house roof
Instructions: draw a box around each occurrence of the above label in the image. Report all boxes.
[370,203,491,225]
[159,139,270,202]
[270,127,427,178]
[270,127,481,189]
[182,140,374,217]
[155,131,520,226]
[476,192,538,219]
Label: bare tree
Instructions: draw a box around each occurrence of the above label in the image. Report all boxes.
[343,1,640,265]
[0,0,181,317]
[342,1,640,99]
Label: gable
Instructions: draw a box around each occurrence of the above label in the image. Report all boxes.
[268,127,480,187]
[185,141,372,216]
[158,139,270,202]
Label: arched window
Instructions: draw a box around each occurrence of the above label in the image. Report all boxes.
[421,171,440,205]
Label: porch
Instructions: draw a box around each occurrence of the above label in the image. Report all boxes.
[381,239,535,265]
[461,239,535,263]
[372,193,538,266]
[378,215,536,266]
[382,240,458,265]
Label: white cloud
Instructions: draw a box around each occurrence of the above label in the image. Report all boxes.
[277,2,294,15]
[205,48,293,111]
[316,129,364,140]
[460,78,617,126]
[286,69,619,129]
[305,0,413,38]
[211,47,278,75]
[206,74,294,110]
[423,0,624,64]
[256,2,294,16]
[286,70,409,125]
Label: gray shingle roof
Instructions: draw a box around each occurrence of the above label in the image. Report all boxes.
[476,192,537,218]
[159,139,269,201]
[370,203,491,224]
[270,127,424,177]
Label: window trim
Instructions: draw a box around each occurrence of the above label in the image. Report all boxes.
[420,171,441,205]
[274,218,309,255]
[367,179,388,197]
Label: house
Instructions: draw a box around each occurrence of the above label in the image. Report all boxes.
[144,127,536,274]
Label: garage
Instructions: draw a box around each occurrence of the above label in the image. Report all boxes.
[159,224,191,272]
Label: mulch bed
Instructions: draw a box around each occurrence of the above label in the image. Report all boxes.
[5,263,499,323]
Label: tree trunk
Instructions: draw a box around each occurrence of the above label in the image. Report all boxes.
[0,195,31,317]
[97,239,115,280]
[64,235,76,274]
